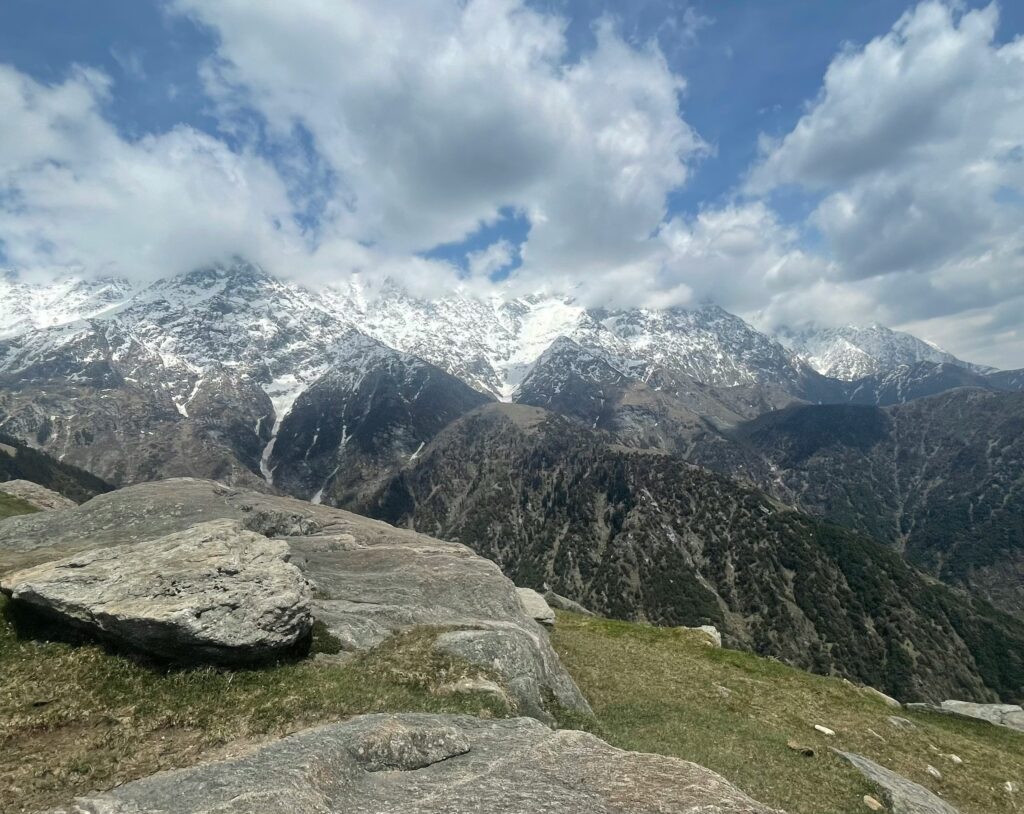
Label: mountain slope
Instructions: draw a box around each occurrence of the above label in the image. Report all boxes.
[268,339,493,505]
[554,613,1024,814]
[357,403,1024,703]
[0,431,111,503]
[0,318,274,487]
[0,274,134,339]
[732,389,1024,618]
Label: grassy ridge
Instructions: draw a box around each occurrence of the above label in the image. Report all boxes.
[551,612,1024,814]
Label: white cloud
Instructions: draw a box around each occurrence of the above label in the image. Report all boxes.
[741,1,1024,367]
[0,0,1020,368]
[467,239,517,278]
[0,65,299,280]
[748,0,1024,284]
[172,0,704,277]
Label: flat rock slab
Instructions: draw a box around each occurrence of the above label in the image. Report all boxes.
[516,587,555,625]
[940,700,1024,732]
[835,751,960,814]
[1,519,311,665]
[0,479,75,511]
[0,479,589,721]
[289,533,591,722]
[0,478,473,574]
[56,714,782,814]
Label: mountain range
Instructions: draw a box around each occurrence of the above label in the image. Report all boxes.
[2,262,1023,702]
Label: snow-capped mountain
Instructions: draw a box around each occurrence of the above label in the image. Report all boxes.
[0,274,134,339]
[0,262,1015,493]
[777,323,992,381]
[325,281,825,400]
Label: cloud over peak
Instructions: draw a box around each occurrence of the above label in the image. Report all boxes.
[0,0,1022,367]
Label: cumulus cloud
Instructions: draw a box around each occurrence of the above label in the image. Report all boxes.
[467,239,517,279]
[748,1,1024,287]
[0,64,300,280]
[741,1,1024,367]
[1,0,1021,368]
[172,0,704,276]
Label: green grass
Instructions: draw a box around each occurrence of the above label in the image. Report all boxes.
[0,596,514,813]
[0,492,38,520]
[551,611,1024,814]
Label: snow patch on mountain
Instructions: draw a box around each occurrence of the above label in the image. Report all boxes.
[777,324,993,381]
[0,275,135,339]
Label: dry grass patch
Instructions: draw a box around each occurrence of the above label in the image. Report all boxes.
[551,611,1024,814]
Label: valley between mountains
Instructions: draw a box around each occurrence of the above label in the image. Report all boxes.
[1,262,1023,708]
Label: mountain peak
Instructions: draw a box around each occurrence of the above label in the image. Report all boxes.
[776,322,992,381]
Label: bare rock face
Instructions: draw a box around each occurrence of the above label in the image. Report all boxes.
[0,479,75,511]
[835,751,960,814]
[56,714,782,814]
[0,519,312,665]
[0,478,589,721]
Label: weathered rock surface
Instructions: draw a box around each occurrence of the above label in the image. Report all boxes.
[56,713,781,813]
[0,519,311,664]
[0,479,75,511]
[516,587,555,625]
[939,700,1024,732]
[435,626,586,721]
[682,623,723,647]
[0,479,588,721]
[835,751,960,814]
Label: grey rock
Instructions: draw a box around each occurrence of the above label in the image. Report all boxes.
[681,624,722,647]
[0,479,588,721]
[346,718,470,772]
[0,479,75,511]
[543,590,596,616]
[1,519,311,665]
[939,700,1024,732]
[861,685,902,708]
[0,477,480,573]
[516,587,555,625]
[835,751,960,814]
[435,626,589,723]
[58,713,782,813]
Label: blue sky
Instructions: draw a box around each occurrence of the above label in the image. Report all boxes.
[1,1,1023,366]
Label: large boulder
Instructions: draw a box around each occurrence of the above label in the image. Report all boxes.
[0,478,589,722]
[0,519,311,665]
[56,713,781,813]
[0,479,75,511]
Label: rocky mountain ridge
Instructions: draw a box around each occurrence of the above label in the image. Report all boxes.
[778,323,991,381]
